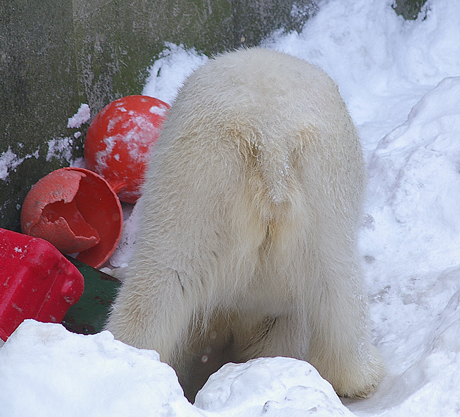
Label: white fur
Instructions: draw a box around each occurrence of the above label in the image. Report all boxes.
[106,48,384,400]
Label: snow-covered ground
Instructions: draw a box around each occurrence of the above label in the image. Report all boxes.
[2,0,460,415]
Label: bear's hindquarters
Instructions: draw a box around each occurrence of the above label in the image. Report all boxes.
[106,48,384,400]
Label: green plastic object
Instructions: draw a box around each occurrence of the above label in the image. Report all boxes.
[62,256,121,335]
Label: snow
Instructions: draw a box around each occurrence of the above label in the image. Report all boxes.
[67,104,91,129]
[46,104,91,163]
[0,148,39,181]
[46,137,75,162]
[0,321,199,417]
[0,321,355,417]
[142,42,209,104]
[195,358,356,417]
[0,148,24,181]
[2,0,460,415]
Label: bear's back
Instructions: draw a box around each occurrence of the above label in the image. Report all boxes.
[156,49,360,210]
[173,48,346,143]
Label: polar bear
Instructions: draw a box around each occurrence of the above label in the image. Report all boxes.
[106,48,384,400]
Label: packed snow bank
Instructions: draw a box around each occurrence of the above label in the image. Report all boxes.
[363,77,460,280]
[0,320,200,417]
[0,320,353,417]
[347,77,460,416]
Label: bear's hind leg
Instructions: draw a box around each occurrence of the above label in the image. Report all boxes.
[106,265,196,365]
[304,250,384,398]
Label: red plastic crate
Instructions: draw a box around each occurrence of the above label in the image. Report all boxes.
[0,228,85,341]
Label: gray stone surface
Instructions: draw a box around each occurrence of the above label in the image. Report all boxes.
[0,1,82,232]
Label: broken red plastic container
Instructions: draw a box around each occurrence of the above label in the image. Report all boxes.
[21,167,123,268]
[84,95,170,204]
[0,228,85,341]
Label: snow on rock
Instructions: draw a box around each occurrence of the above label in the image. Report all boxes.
[67,104,91,129]
[0,148,25,181]
[46,137,75,162]
[0,147,39,181]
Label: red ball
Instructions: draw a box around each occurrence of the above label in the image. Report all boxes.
[84,95,170,204]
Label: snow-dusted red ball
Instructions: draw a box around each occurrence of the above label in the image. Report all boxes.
[84,95,170,204]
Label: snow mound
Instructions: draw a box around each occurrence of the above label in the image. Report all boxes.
[0,321,352,417]
[196,357,355,417]
[0,320,197,417]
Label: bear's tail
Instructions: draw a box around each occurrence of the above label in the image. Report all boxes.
[237,131,304,221]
